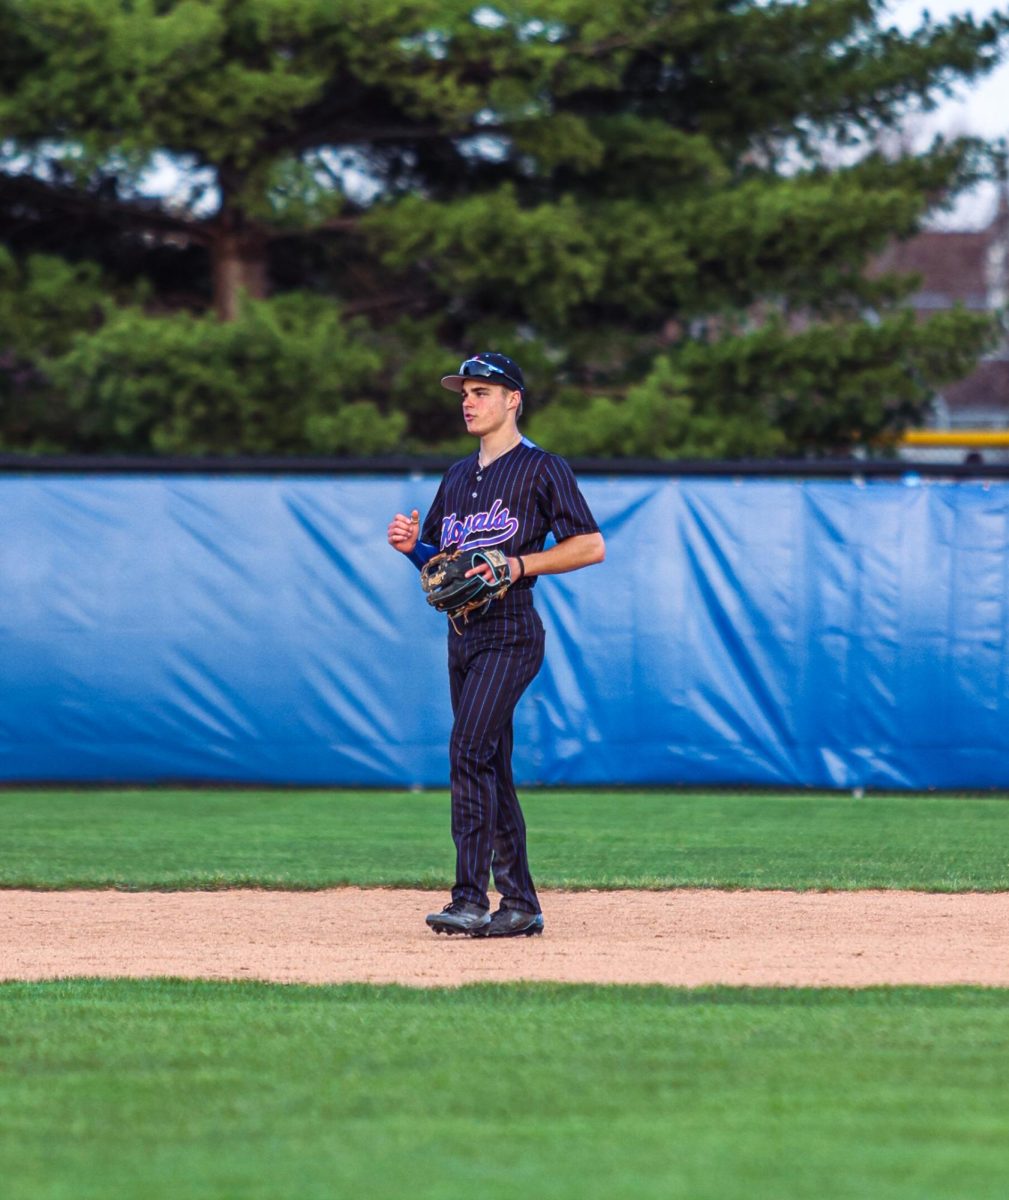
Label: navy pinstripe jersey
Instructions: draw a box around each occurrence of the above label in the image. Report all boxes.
[420,437,598,591]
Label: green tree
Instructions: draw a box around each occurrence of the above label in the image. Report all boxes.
[0,250,108,450]
[45,294,403,455]
[0,0,1006,456]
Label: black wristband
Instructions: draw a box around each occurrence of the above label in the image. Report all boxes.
[515,556,525,581]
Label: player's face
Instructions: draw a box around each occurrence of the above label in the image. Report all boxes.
[460,380,520,437]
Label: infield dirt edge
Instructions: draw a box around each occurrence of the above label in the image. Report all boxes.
[3,886,1008,988]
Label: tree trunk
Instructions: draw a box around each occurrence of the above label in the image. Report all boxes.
[210,167,269,321]
[211,224,269,322]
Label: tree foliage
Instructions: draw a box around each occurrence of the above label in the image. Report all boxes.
[0,0,1006,457]
[43,293,402,455]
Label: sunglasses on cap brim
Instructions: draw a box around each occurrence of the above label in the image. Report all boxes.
[452,358,523,392]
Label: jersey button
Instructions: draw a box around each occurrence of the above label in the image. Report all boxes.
[472,491,478,498]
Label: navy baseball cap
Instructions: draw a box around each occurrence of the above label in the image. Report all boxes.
[441,352,525,395]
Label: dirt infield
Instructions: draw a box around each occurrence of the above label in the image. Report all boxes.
[3,887,1009,987]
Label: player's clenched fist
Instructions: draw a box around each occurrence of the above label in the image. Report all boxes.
[387,508,420,553]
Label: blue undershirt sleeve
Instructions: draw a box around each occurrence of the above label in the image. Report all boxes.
[407,541,439,569]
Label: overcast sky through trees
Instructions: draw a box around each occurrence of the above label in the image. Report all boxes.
[892,0,1008,226]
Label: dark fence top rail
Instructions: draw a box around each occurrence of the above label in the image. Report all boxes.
[1,453,1008,479]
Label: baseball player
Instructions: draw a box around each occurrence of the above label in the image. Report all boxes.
[387,353,605,937]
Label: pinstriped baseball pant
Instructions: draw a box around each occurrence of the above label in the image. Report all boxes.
[447,596,545,914]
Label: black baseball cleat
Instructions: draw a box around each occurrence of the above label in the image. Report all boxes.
[473,909,545,938]
[425,901,491,936]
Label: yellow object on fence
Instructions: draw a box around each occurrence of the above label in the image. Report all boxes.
[901,430,1009,448]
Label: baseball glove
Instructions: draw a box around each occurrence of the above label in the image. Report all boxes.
[420,547,512,627]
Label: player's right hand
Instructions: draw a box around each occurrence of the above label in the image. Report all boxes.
[387,509,420,554]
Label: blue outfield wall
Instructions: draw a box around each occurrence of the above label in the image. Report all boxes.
[1,472,1007,789]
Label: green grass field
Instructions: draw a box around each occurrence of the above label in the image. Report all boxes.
[5,788,1009,1199]
[3,980,1009,1200]
[1,787,1008,890]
